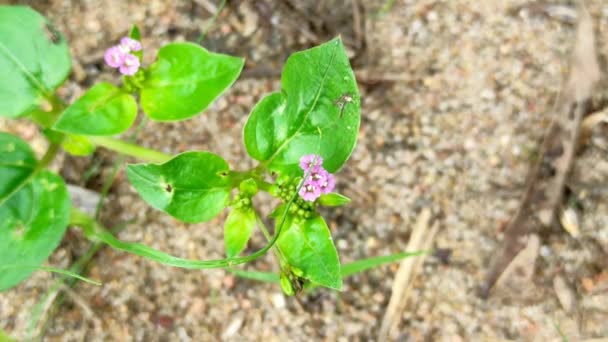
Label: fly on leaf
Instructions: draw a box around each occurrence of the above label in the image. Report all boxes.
[334,93,354,118]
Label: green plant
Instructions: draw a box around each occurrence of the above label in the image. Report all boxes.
[0,5,422,296]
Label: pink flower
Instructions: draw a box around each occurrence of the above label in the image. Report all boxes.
[104,46,125,68]
[299,180,321,202]
[120,37,142,52]
[119,54,140,75]
[318,172,335,194]
[297,153,336,201]
[307,167,327,185]
[299,154,323,171]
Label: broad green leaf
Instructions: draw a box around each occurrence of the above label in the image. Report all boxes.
[140,42,244,121]
[277,215,342,290]
[0,170,70,291]
[54,82,137,135]
[224,207,256,257]
[0,6,71,118]
[244,37,360,175]
[0,132,37,201]
[318,192,351,207]
[61,134,95,156]
[126,151,231,223]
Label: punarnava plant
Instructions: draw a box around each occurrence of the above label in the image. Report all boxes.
[0,5,422,296]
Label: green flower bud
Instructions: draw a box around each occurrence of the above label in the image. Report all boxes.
[280,274,295,296]
[291,267,304,277]
[269,185,281,197]
[239,178,258,196]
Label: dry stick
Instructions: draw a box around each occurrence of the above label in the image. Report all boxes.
[479,2,598,298]
[378,208,438,340]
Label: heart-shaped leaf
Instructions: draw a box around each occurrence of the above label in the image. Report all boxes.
[0,6,71,118]
[54,82,137,136]
[0,133,71,291]
[140,42,244,121]
[224,207,256,257]
[126,151,231,223]
[277,215,342,290]
[244,37,360,175]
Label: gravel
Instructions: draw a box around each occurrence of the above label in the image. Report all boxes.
[1,0,608,340]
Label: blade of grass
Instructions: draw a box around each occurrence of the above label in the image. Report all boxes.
[227,250,428,285]
[0,265,101,286]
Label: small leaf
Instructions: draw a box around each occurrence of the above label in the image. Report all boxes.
[61,134,95,156]
[54,82,137,136]
[140,42,244,121]
[129,25,143,60]
[0,6,71,118]
[126,151,231,223]
[0,134,71,291]
[244,37,360,175]
[318,192,351,207]
[129,24,141,41]
[277,215,342,290]
[224,207,256,257]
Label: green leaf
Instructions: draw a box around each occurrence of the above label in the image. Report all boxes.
[277,215,342,290]
[244,37,360,175]
[0,132,37,201]
[318,192,351,207]
[140,42,244,121]
[129,24,141,41]
[54,82,137,135]
[224,207,256,257]
[61,134,95,156]
[0,6,71,118]
[126,151,231,223]
[0,170,71,291]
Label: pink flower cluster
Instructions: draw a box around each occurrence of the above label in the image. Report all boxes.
[298,154,335,202]
[104,37,142,76]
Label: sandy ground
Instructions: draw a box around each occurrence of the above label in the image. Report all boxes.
[1,0,608,341]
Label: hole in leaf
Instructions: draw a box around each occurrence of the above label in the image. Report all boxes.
[219,171,229,177]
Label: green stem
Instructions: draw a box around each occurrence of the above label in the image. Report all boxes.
[88,136,171,163]
[254,211,288,266]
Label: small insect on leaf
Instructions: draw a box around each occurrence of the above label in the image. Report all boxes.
[43,23,61,44]
[334,93,354,118]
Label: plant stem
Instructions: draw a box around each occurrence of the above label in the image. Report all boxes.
[254,210,288,266]
[88,136,171,163]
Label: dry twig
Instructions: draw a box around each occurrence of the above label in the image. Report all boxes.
[378,208,438,340]
[479,2,600,298]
